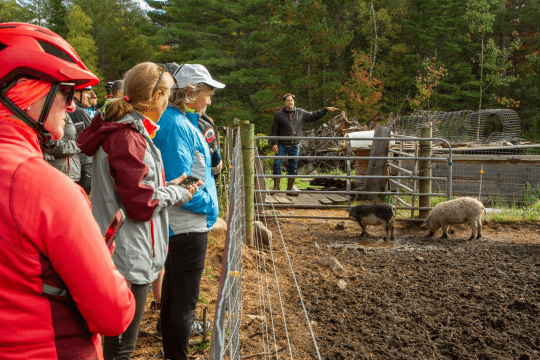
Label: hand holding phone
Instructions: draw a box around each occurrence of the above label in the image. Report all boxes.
[178,175,200,189]
[104,209,126,251]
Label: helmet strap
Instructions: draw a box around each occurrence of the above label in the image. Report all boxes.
[0,91,38,130]
[0,84,59,153]
[38,83,58,129]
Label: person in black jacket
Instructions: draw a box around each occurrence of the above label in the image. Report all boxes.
[44,113,81,181]
[270,93,338,194]
[69,86,93,195]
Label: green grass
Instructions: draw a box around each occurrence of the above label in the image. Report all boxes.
[198,294,209,305]
[189,339,211,351]
[484,205,540,222]
[202,267,215,280]
[265,177,324,191]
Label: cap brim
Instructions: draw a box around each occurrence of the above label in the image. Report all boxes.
[205,79,225,89]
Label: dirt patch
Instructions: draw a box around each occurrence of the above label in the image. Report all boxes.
[134,210,540,359]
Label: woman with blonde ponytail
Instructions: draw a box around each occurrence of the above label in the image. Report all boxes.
[77,62,199,360]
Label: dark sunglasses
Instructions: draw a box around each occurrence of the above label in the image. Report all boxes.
[59,82,75,105]
[151,63,183,96]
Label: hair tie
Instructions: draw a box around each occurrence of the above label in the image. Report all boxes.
[124,96,130,102]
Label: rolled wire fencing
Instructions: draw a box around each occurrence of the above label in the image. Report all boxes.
[210,130,245,360]
[394,109,521,144]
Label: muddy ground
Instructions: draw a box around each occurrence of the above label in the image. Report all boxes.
[134,210,540,359]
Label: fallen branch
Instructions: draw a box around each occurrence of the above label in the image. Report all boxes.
[248,331,263,339]
[138,330,162,341]
[241,346,287,359]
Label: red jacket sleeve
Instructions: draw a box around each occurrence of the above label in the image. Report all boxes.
[12,158,135,336]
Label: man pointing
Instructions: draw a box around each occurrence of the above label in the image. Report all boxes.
[270,93,338,194]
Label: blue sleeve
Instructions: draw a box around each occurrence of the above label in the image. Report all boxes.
[155,115,195,182]
[156,108,218,217]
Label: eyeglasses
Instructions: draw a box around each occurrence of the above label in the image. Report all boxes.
[59,82,75,105]
[151,63,183,96]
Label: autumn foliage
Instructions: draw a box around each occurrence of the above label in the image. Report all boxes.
[337,51,383,123]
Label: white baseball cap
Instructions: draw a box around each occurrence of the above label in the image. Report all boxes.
[172,63,225,89]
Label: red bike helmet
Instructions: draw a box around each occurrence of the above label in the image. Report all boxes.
[0,22,99,89]
[0,22,99,150]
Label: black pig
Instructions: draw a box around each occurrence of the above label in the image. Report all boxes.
[347,203,396,240]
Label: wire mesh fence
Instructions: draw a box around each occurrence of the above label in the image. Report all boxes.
[251,148,323,359]
[210,131,323,359]
[210,130,245,360]
[393,140,540,208]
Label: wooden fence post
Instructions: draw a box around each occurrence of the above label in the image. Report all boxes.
[241,121,255,247]
[364,125,391,200]
[419,124,432,219]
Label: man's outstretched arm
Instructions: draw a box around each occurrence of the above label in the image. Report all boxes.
[303,106,339,122]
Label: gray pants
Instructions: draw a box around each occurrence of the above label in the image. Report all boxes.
[103,283,149,360]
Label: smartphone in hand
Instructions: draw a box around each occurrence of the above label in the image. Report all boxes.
[178,175,200,189]
[104,209,126,248]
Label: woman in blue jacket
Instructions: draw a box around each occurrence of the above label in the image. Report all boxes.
[153,63,225,360]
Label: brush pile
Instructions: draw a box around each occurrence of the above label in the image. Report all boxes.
[299,111,383,171]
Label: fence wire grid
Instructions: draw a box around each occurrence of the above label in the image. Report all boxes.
[249,147,323,359]
[210,133,322,359]
[210,130,245,360]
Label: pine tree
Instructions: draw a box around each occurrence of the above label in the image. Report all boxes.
[403,0,478,112]
[504,0,540,139]
[147,0,280,130]
[44,0,68,37]
[267,0,352,112]
[73,0,156,80]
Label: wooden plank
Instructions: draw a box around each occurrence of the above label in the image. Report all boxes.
[324,194,348,202]
[354,148,370,189]
[293,193,322,206]
[363,125,391,200]
[254,157,267,205]
[308,194,334,204]
[274,195,294,204]
[265,195,279,203]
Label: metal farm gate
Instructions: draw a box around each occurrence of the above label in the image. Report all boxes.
[254,129,453,221]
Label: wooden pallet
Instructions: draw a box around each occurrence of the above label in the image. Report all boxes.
[273,195,294,204]
[308,194,334,204]
[324,194,348,202]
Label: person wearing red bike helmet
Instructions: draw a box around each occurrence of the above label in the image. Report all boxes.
[0,22,136,360]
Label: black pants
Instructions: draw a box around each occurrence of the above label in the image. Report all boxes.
[76,163,92,195]
[103,283,149,360]
[161,232,208,360]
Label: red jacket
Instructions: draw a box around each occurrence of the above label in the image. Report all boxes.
[0,116,136,359]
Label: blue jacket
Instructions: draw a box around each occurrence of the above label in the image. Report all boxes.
[154,105,219,235]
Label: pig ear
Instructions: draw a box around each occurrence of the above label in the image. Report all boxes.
[420,219,428,229]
